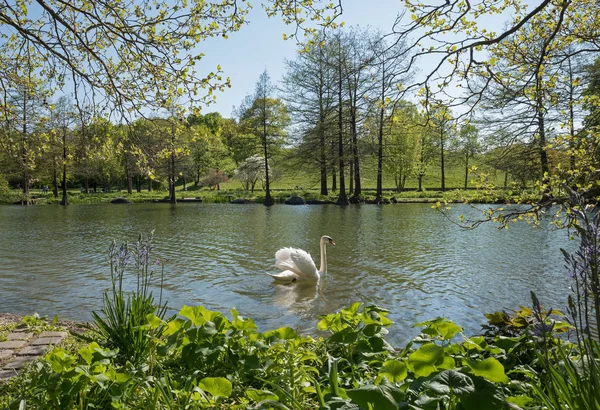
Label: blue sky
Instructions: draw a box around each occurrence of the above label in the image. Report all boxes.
[199,0,404,117]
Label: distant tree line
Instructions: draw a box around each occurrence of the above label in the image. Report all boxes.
[1,23,599,206]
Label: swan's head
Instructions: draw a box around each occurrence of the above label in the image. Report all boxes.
[321,235,336,246]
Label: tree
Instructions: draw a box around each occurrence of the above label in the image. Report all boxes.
[48,97,76,205]
[239,71,289,206]
[379,102,422,192]
[368,33,412,202]
[235,155,265,192]
[282,33,336,196]
[428,102,454,192]
[457,124,480,190]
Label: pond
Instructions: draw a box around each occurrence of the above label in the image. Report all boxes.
[0,202,573,345]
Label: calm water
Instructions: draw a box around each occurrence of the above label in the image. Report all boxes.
[0,203,573,345]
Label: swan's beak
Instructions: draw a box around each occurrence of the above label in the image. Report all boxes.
[329,239,336,246]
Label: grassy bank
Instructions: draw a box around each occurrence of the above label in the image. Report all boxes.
[1,185,541,206]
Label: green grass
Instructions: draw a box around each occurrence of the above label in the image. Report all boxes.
[1,160,528,205]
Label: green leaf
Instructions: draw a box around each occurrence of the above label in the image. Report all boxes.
[408,343,444,377]
[179,305,205,326]
[46,348,76,373]
[179,305,223,327]
[263,326,298,340]
[246,388,278,402]
[78,342,100,366]
[506,395,534,407]
[434,320,462,340]
[347,379,405,410]
[199,377,232,398]
[460,375,506,410]
[146,313,164,329]
[466,357,509,383]
[428,370,475,396]
[378,359,408,383]
[231,308,258,332]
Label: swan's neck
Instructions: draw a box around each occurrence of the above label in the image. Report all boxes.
[318,240,327,274]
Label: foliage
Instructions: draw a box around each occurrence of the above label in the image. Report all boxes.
[0,295,591,410]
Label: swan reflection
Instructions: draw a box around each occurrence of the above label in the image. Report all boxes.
[272,281,320,312]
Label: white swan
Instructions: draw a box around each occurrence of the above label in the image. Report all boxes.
[268,235,336,283]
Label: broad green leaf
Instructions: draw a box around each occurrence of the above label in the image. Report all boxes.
[146,313,164,329]
[428,370,475,396]
[231,308,258,332]
[408,343,444,377]
[179,305,205,326]
[434,320,462,340]
[264,327,297,340]
[466,357,509,383]
[506,395,534,406]
[179,305,223,327]
[347,379,405,410]
[378,359,408,383]
[78,342,100,365]
[461,375,506,410]
[437,354,456,370]
[246,388,278,402]
[199,377,232,398]
[46,348,76,373]
[163,318,185,336]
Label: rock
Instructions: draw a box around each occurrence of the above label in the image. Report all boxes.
[285,194,306,205]
[6,332,32,340]
[3,355,38,369]
[0,369,18,380]
[0,341,27,349]
[31,337,64,346]
[39,331,68,338]
[18,346,49,356]
[230,198,250,204]
[110,197,131,204]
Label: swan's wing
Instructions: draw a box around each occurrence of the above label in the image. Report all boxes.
[290,249,318,278]
[275,247,302,275]
[268,270,299,283]
[275,247,318,279]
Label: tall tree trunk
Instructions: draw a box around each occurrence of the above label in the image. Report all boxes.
[350,114,361,200]
[440,128,446,192]
[60,128,69,206]
[21,91,30,204]
[567,56,576,173]
[319,48,328,196]
[349,159,354,195]
[169,119,177,204]
[336,59,348,206]
[148,177,152,192]
[376,62,385,203]
[536,72,551,200]
[262,101,273,207]
[330,139,337,191]
[418,174,423,192]
[52,158,59,198]
[464,152,469,190]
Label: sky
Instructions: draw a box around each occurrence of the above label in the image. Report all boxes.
[198,0,405,117]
